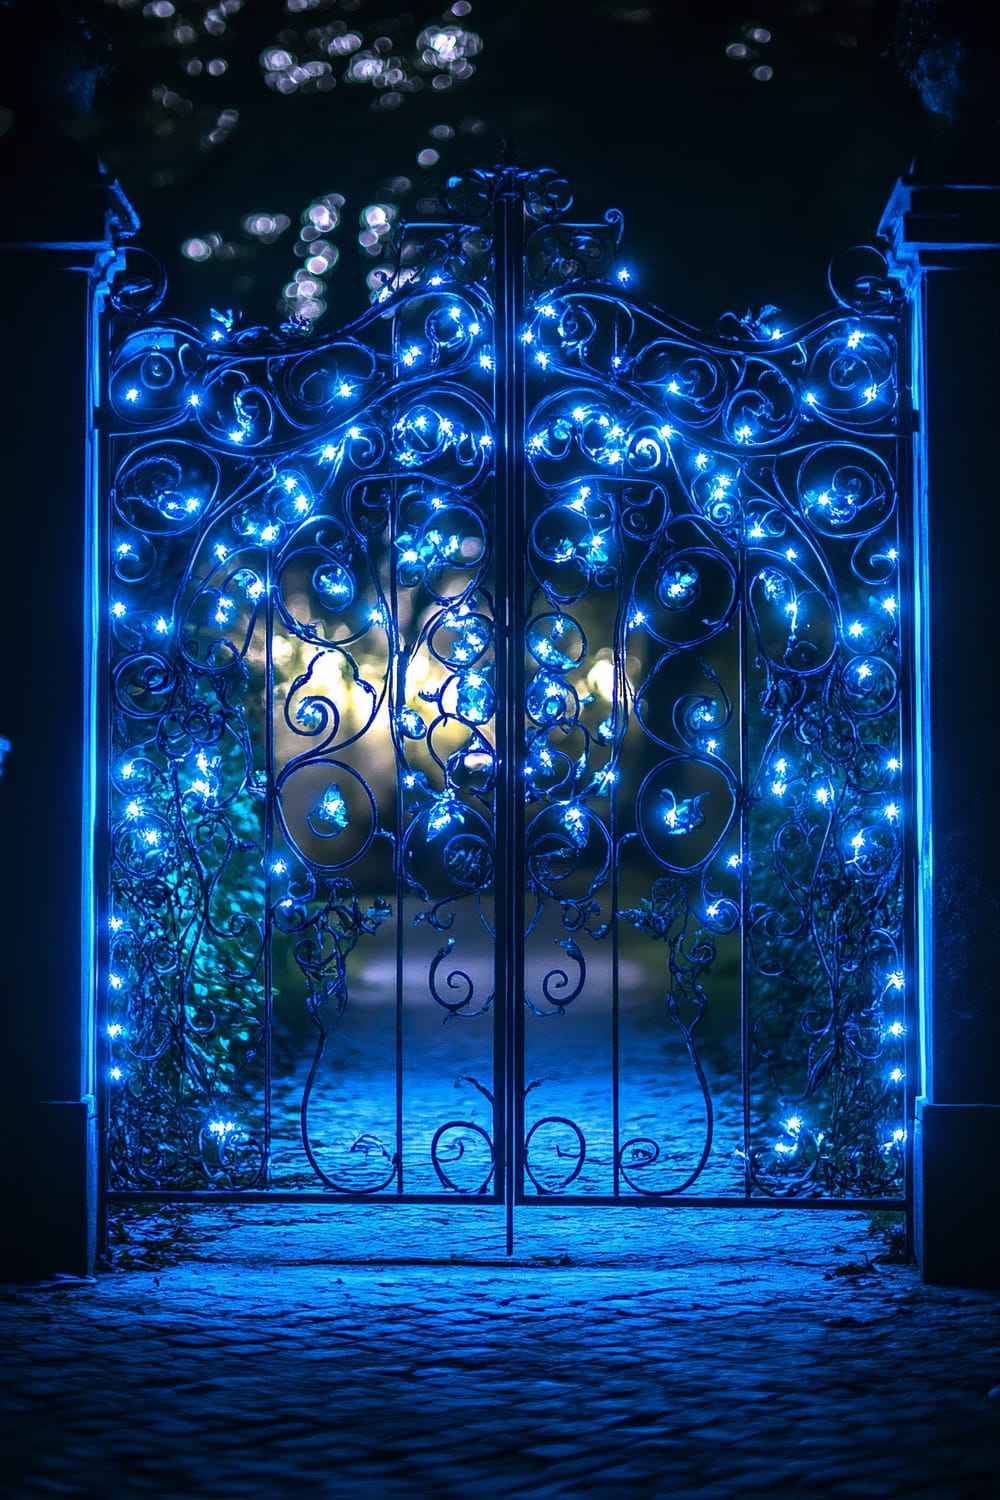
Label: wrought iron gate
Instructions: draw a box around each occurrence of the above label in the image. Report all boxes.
[101,168,910,1230]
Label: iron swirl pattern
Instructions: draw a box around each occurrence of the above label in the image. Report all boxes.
[104,261,500,1191]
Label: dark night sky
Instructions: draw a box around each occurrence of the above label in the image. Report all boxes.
[7,1,931,329]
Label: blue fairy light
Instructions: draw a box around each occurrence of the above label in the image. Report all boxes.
[561,803,588,849]
[661,791,705,834]
[317,783,349,831]
[428,795,463,839]
[111,601,126,619]
[337,381,354,398]
[399,707,426,739]
[125,388,139,404]
[107,1022,124,1039]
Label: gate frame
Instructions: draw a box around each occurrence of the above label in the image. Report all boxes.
[3,149,999,1284]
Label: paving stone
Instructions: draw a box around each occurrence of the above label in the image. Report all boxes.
[2,1208,999,1497]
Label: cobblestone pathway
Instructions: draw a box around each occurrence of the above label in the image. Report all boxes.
[3,1207,999,1499]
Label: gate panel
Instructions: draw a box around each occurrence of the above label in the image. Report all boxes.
[102,171,908,1209]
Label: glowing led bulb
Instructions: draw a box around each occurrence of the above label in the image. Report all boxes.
[848,621,864,639]
[695,452,709,470]
[887,1021,905,1038]
[535,351,549,369]
[479,352,493,371]
[804,391,817,407]
[111,602,126,619]
[889,1067,905,1084]
[155,616,169,634]
[336,381,354,398]
[617,267,631,284]
[735,424,753,443]
[321,444,337,461]
[883,596,897,616]
[884,802,900,823]
[667,379,680,394]
[125,388,139,403]
[109,973,123,990]
[109,1067,123,1082]
[107,1023,123,1039]
[188,393,201,408]
[659,425,673,440]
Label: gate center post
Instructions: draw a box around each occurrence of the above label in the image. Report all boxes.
[493,174,529,1255]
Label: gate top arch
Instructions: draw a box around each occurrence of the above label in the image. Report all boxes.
[101,165,910,1209]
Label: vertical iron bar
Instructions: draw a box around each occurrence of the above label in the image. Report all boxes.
[611,485,623,1198]
[390,478,405,1194]
[494,174,527,1253]
[263,560,275,1184]
[896,297,919,1248]
[738,542,752,1199]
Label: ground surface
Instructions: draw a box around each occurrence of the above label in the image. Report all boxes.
[3,1205,999,1499]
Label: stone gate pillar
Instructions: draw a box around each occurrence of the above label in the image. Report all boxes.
[880,172,1000,1287]
[0,131,137,1278]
